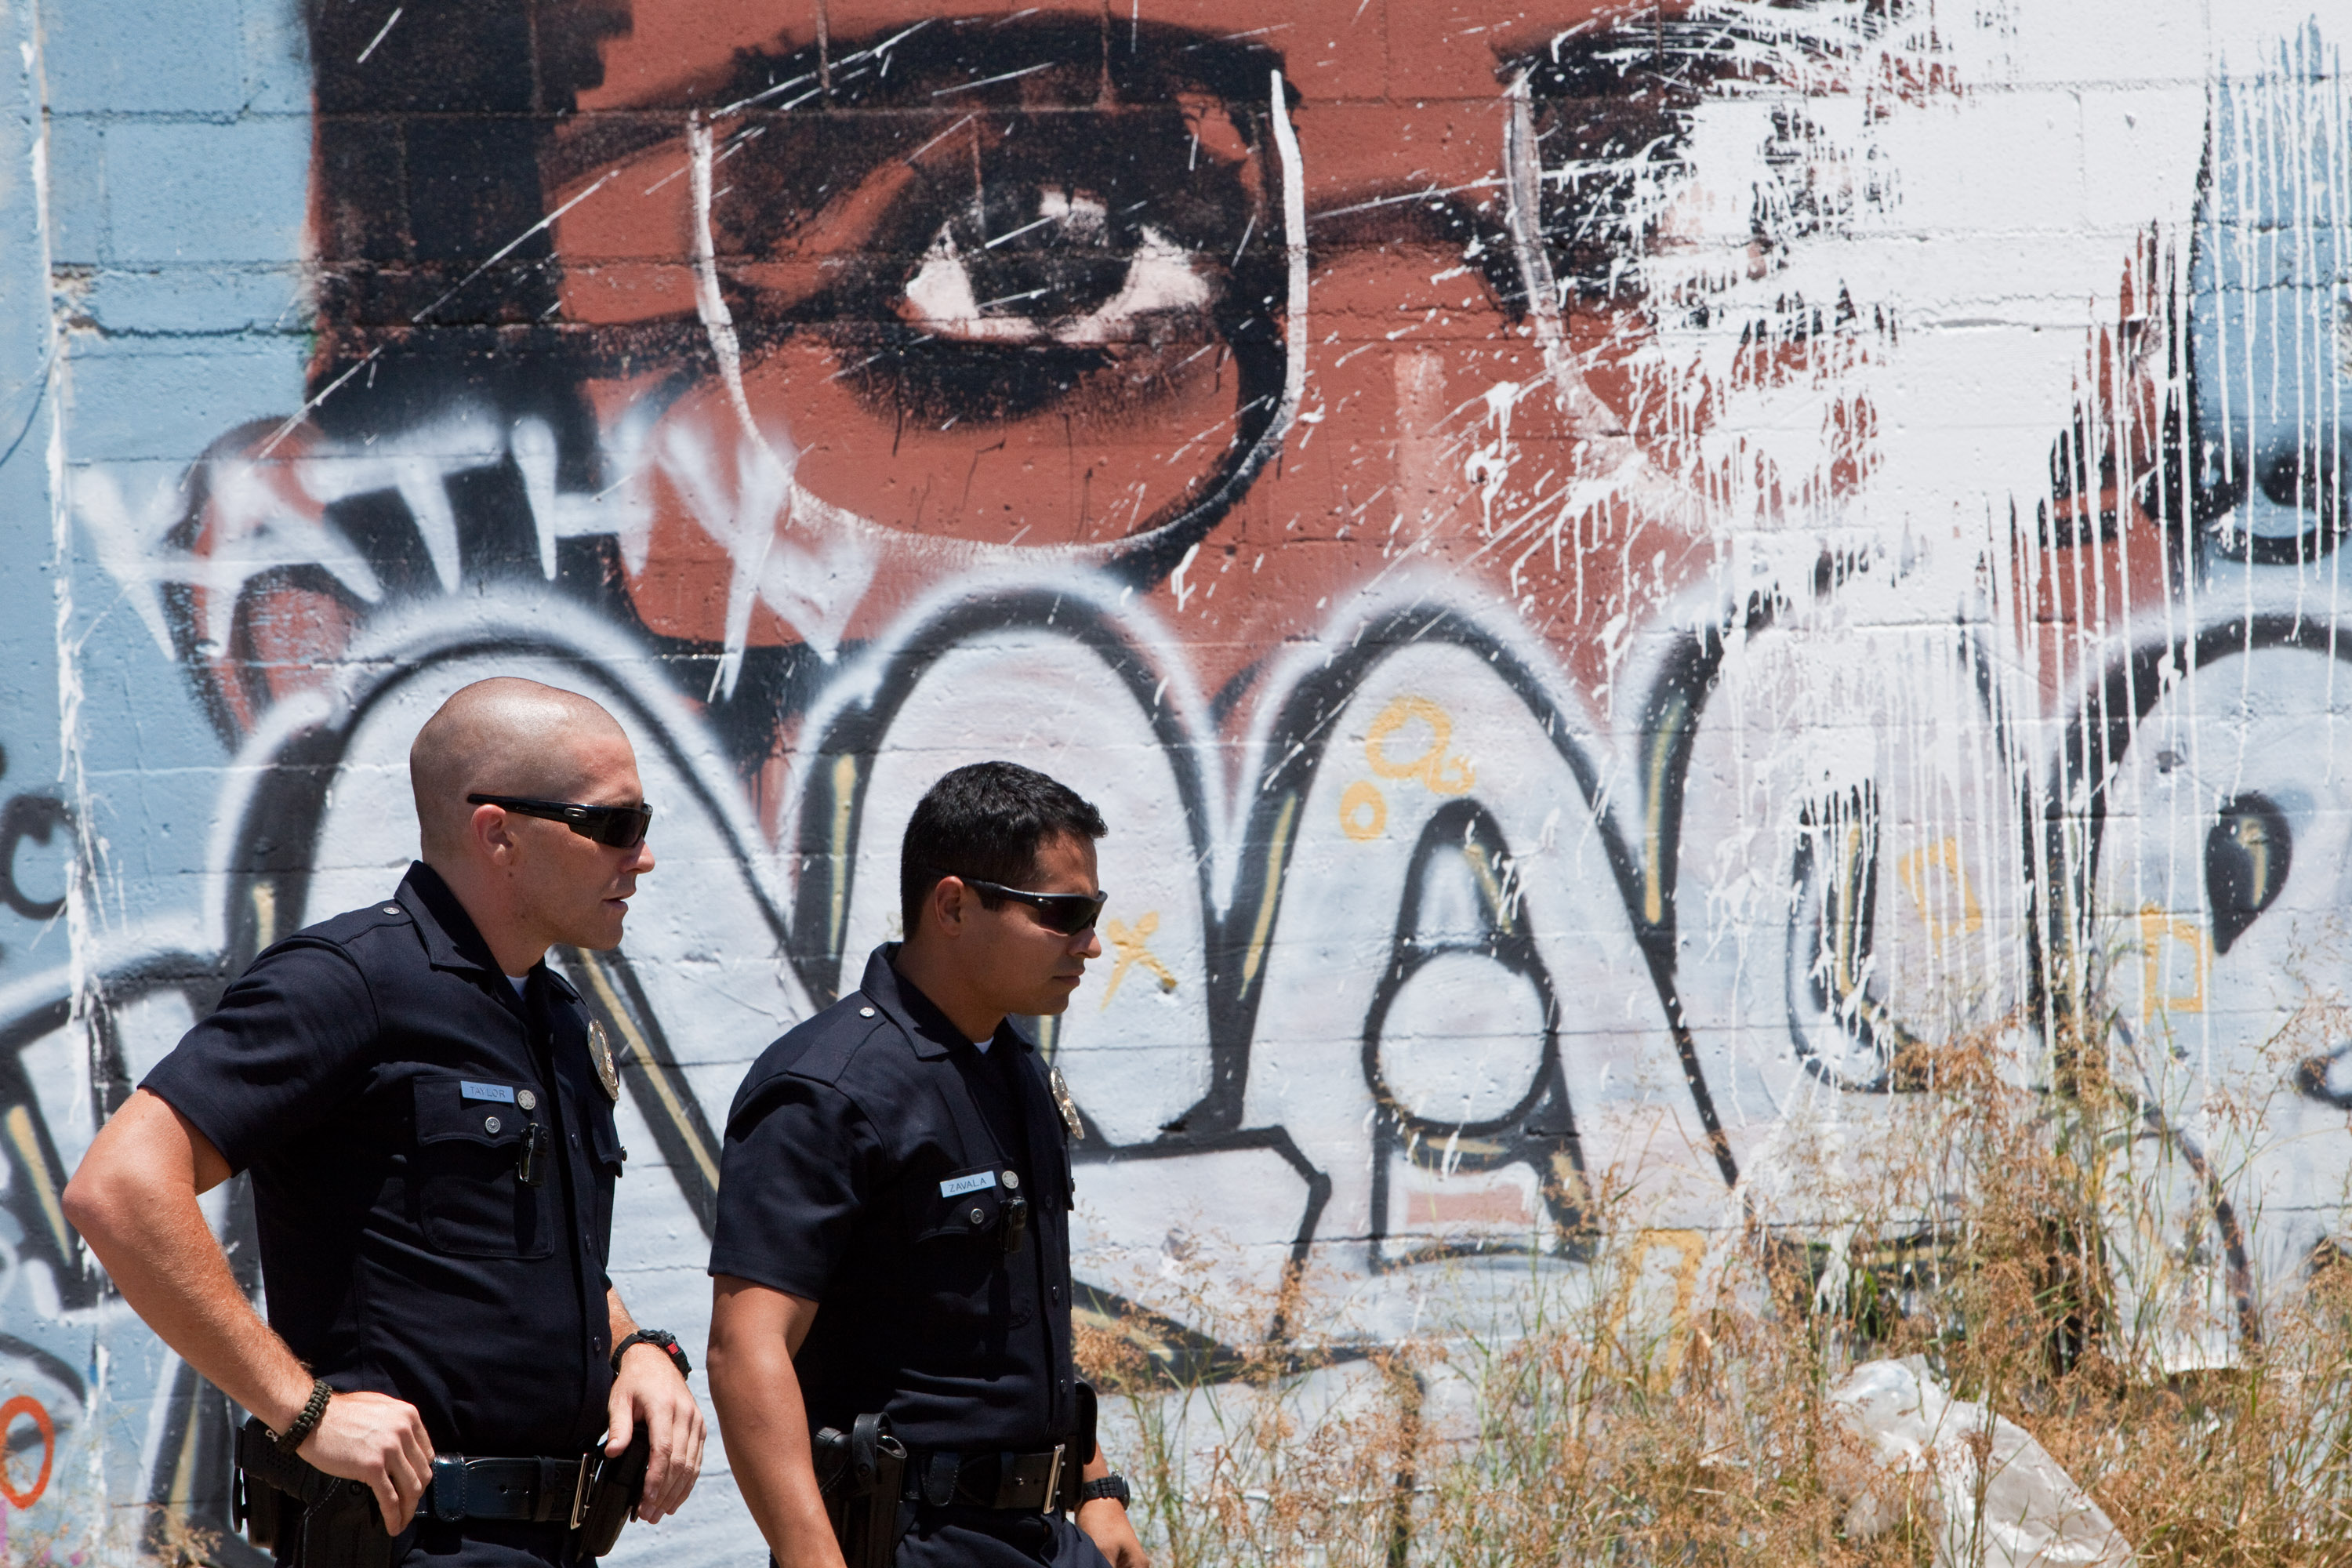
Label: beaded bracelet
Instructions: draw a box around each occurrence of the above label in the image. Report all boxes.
[276,1378,332,1453]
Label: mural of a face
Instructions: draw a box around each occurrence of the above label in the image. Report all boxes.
[19,0,2352,1560]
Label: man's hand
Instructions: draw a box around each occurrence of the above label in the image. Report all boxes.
[1077,1497,1150,1568]
[606,1341,705,1523]
[297,1390,435,1534]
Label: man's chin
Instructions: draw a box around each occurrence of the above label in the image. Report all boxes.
[573,909,630,952]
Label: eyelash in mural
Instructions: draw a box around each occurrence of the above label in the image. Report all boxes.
[705,100,1279,426]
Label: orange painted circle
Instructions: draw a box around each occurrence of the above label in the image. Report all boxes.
[0,1396,54,1508]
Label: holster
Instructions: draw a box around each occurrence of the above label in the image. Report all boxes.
[1054,1382,1100,1515]
[233,1417,395,1568]
[572,1428,650,1559]
[812,1413,907,1568]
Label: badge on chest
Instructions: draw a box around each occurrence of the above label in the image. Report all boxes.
[1047,1063,1083,1140]
[588,1019,621,1102]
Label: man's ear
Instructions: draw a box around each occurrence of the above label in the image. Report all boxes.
[928,875,969,938]
[472,803,520,866]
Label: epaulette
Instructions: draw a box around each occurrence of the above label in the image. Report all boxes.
[296,898,412,947]
[782,996,898,1087]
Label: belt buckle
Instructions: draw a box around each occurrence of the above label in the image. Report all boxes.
[1042,1443,1065,1514]
[568,1453,595,1530]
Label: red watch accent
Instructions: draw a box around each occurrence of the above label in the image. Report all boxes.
[612,1329,691,1378]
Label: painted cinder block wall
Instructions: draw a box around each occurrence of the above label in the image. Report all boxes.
[0,0,2346,1556]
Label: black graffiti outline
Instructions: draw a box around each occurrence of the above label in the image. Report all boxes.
[1362,799,1584,1271]
[793,590,1741,1221]
[2045,613,2352,1345]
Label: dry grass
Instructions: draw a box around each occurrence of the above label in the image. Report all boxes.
[1076,1017,2352,1566]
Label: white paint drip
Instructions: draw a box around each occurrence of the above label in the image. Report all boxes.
[1270,67,1309,467]
[689,113,792,699]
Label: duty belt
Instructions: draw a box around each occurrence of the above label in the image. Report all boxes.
[424,1454,595,1526]
[902,1445,1068,1512]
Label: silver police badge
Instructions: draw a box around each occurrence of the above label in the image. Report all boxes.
[1047,1063,1083,1141]
[588,1019,621,1101]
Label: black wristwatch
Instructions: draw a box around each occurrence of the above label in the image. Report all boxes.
[1079,1474,1131,1508]
[612,1328,692,1379]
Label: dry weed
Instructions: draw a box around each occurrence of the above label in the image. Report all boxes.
[1077,1016,2352,1566]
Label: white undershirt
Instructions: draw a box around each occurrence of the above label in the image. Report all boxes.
[506,974,528,996]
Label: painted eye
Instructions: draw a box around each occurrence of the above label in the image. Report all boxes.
[895,190,1214,347]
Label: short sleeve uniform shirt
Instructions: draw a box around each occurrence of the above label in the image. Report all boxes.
[710,946,1079,1452]
[141,862,625,1457]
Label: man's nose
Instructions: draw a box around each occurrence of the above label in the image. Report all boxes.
[1074,926,1102,959]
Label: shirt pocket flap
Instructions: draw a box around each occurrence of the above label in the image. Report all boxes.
[913,1166,1004,1243]
[415,1077,526,1147]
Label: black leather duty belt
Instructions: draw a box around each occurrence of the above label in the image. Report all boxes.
[902,1444,1068,1512]
[424,1454,593,1526]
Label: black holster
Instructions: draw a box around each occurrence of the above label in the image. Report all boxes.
[811,1414,907,1568]
[234,1418,395,1568]
[1055,1381,1100,1515]
[572,1428,650,1559]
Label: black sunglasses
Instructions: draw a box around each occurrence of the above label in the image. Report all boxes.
[466,793,654,849]
[928,869,1107,935]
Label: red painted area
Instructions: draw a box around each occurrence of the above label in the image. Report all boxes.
[0,1397,54,1511]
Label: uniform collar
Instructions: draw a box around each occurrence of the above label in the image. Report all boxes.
[858,944,1032,1062]
[397,862,560,994]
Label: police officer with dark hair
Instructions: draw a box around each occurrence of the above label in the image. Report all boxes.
[64,677,705,1566]
[707,760,1149,1568]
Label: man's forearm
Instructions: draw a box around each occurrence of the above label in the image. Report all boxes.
[710,1338,840,1565]
[63,1092,313,1430]
[708,1285,843,1568]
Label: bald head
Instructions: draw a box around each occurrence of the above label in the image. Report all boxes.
[411,679,633,858]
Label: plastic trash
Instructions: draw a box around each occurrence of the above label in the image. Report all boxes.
[1827,1357,2132,1567]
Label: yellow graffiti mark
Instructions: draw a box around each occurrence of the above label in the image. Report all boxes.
[2,1106,71,1264]
[1365,695,1475,796]
[1642,688,1690,927]
[1345,698,1476,843]
[1241,793,1298,990]
[573,953,721,1196]
[1603,1229,1708,1391]
[1896,837,1984,943]
[828,753,858,956]
[2138,903,2209,1022]
[1102,913,1179,1010]
[1463,842,1514,935]
[1339,779,1387,841]
[251,880,278,950]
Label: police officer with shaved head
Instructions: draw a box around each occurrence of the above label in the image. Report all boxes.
[66,677,704,1567]
[707,760,1149,1568]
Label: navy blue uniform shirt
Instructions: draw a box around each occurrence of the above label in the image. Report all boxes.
[142,862,624,1457]
[710,946,1078,1452]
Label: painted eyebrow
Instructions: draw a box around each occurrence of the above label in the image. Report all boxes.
[544,17,1285,204]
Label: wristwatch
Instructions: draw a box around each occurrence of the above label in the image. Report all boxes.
[612,1328,692,1379]
[1079,1474,1131,1508]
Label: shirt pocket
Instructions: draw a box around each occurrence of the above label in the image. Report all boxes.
[412,1076,552,1259]
[906,1167,1025,1328]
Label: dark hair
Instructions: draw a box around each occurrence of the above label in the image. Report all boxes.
[900,761,1108,937]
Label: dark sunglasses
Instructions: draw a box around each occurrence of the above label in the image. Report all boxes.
[930,869,1107,935]
[466,793,654,849]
